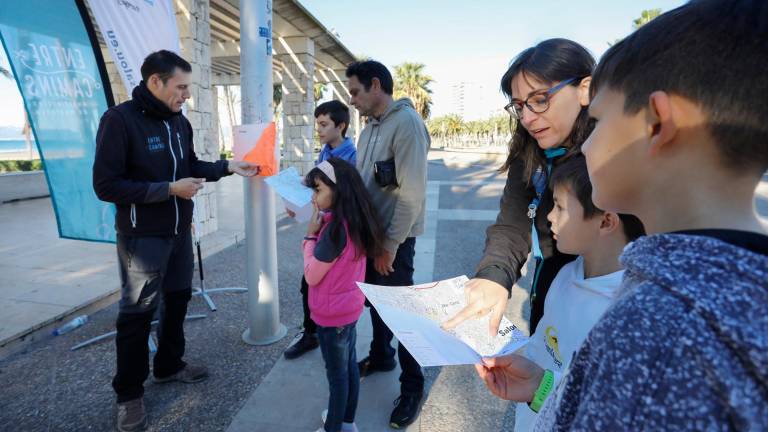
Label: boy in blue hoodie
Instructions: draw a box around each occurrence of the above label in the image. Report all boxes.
[477,0,768,430]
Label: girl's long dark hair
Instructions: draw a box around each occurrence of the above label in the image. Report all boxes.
[305,158,384,259]
[499,38,596,183]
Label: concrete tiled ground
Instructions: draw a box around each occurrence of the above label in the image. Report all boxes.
[0,173,276,354]
[0,151,765,431]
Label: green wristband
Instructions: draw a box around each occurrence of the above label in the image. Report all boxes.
[528,369,555,413]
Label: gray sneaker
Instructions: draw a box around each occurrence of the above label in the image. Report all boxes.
[153,364,208,384]
[116,397,147,432]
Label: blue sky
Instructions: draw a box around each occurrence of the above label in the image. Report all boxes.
[0,0,687,128]
[301,0,686,118]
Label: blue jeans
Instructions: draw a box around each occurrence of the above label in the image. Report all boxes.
[317,322,360,432]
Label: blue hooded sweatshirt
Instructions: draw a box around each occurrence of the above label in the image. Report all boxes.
[317,137,356,166]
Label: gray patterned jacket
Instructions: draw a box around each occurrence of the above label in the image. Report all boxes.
[534,233,768,431]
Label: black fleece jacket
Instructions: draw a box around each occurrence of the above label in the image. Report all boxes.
[93,82,230,236]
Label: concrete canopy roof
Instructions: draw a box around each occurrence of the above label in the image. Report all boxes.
[210,0,357,83]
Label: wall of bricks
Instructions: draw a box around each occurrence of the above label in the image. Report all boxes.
[176,0,219,237]
[277,37,316,175]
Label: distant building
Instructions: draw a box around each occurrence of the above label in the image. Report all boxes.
[449,81,499,120]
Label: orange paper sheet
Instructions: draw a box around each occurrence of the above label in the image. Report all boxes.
[243,122,278,176]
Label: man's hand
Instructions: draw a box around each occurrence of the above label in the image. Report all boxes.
[474,354,544,402]
[228,161,260,177]
[170,177,204,199]
[442,278,509,336]
[374,249,395,276]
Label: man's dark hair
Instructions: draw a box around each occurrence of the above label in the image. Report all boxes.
[141,50,192,83]
[591,0,768,173]
[314,100,350,137]
[345,60,393,95]
[551,156,645,242]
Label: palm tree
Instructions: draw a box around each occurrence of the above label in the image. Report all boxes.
[633,9,662,29]
[393,62,434,120]
[444,114,463,136]
[609,8,663,46]
[314,83,326,101]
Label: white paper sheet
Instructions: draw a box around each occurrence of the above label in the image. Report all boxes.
[357,276,529,367]
[264,167,312,206]
[283,198,313,223]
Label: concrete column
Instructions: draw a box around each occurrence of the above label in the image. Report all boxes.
[276,37,316,175]
[212,85,222,155]
[101,47,130,104]
[176,0,218,237]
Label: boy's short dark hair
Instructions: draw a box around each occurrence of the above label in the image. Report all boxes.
[591,0,768,173]
[551,156,646,242]
[345,60,394,95]
[141,50,191,83]
[314,100,350,137]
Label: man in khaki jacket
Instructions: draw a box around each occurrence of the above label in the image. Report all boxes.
[346,60,429,428]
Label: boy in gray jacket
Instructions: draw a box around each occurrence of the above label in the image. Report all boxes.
[346,60,430,428]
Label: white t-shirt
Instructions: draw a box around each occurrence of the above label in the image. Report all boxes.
[514,256,624,432]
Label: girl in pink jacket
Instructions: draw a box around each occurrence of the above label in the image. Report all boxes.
[303,158,384,432]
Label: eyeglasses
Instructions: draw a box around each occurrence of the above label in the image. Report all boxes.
[504,77,579,120]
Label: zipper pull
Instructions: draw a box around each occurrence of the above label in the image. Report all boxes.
[177,132,183,159]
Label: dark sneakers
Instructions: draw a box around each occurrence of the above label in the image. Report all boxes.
[116,397,147,432]
[284,331,319,360]
[390,393,423,429]
[118,365,206,431]
[153,364,209,384]
[357,356,397,377]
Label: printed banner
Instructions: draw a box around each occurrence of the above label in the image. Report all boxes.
[88,0,180,94]
[0,1,115,242]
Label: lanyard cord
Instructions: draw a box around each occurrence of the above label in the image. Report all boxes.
[529,147,567,306]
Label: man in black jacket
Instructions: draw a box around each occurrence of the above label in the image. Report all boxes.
[93,50,258,432]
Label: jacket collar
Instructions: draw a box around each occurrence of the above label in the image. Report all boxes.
[132,81,181,121]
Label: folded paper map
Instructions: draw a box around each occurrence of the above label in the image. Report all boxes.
[357,276,528,366]
[264,167,313,222]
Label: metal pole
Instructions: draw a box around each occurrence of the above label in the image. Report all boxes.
[240,0,286,345]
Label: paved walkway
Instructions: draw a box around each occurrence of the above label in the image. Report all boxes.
[0,172,271,356]
[225,166,768,432]
[227,153,537,432]
[0,149,510,356]
[0,149,765,431]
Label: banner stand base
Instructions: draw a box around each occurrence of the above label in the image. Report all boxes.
[70,314,207,351]
[193,287,248,312]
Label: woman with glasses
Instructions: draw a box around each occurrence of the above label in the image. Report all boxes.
[444,38,595,336]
